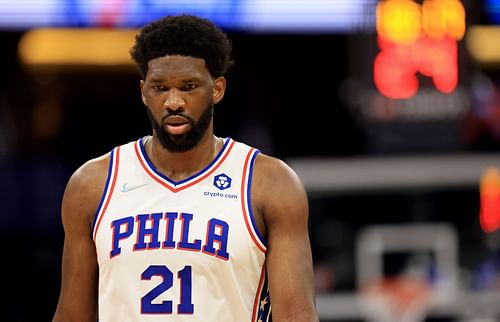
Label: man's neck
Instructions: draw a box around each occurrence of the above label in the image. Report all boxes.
[145,132,222,182]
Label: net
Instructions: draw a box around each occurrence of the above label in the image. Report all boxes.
[359,276,430,322]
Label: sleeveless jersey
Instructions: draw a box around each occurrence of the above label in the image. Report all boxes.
[92,137,271,322]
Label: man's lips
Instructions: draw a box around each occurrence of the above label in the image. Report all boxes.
[164,115,189,125]
[163,115,191,135]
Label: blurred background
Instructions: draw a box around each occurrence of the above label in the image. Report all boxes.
[1,0,500,321]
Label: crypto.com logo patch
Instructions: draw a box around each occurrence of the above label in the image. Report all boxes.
[213,173,232,190]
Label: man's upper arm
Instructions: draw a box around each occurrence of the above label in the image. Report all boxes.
[53,155,109,322]
[254,155,319,322]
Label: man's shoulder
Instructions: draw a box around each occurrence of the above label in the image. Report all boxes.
[250,152,308,225]
[80,152,111,174]
[61,152,113,225]
[252,152,303,189]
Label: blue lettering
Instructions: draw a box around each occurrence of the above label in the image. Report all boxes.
[109,212,230,261]
[163,212,178,249]
[134,213,162,251]
[177,213,202,251]
[203,219,230,260]
[110,216,134,258]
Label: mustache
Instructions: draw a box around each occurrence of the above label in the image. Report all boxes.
[161,110,194,124]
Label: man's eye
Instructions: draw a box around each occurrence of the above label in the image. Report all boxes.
[153,85,168,91]
[183,84,197,90]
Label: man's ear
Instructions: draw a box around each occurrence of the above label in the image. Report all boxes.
[213,77,226,104]
[140,80,146,106]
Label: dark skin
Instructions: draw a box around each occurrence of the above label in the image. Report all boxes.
[53,55,318,322]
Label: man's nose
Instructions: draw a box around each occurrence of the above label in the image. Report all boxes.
[163,89,185,111]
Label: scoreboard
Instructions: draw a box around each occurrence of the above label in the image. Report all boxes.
[374,0,466,99]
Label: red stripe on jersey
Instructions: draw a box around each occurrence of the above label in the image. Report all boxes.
[252,265,267,322]
[93,146,120,240]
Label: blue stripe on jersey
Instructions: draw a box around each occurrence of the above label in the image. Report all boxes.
[246,150,267,246]
[91,148,116,235]
[256,272,272,322]
[138,137,231,186]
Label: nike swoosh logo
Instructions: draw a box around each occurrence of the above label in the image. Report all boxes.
[121,182,150,193]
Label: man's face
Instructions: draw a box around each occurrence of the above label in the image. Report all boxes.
[140,55,226,152]
[145,102,213,152]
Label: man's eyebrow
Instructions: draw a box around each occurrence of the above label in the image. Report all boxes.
[149,77,201,83]
[149,78,165,83]
[181,77,201,83]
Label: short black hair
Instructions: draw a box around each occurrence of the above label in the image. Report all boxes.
[130,14,233,79]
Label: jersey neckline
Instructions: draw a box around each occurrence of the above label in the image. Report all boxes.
[134,136,234,192]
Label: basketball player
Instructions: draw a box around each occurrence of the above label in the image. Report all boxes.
[53,14,318,322]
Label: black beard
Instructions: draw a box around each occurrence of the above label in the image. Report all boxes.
[146,104,213,152]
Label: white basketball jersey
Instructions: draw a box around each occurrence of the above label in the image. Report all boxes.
[92,137,271,322]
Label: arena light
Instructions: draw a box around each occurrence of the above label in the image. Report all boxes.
[376,0,422,44]
[480,167,500,233]
[18,28,138,68]
[1,0,378,32]
[484,0,500,24]
[422,0,466,40]
[374,36,457,99]
[374,0,465,99]
[466,26,500,65]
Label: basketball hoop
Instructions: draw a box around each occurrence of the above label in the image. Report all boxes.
[359,276,430,322]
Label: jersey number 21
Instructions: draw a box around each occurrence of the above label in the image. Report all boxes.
[141,265,194,314]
